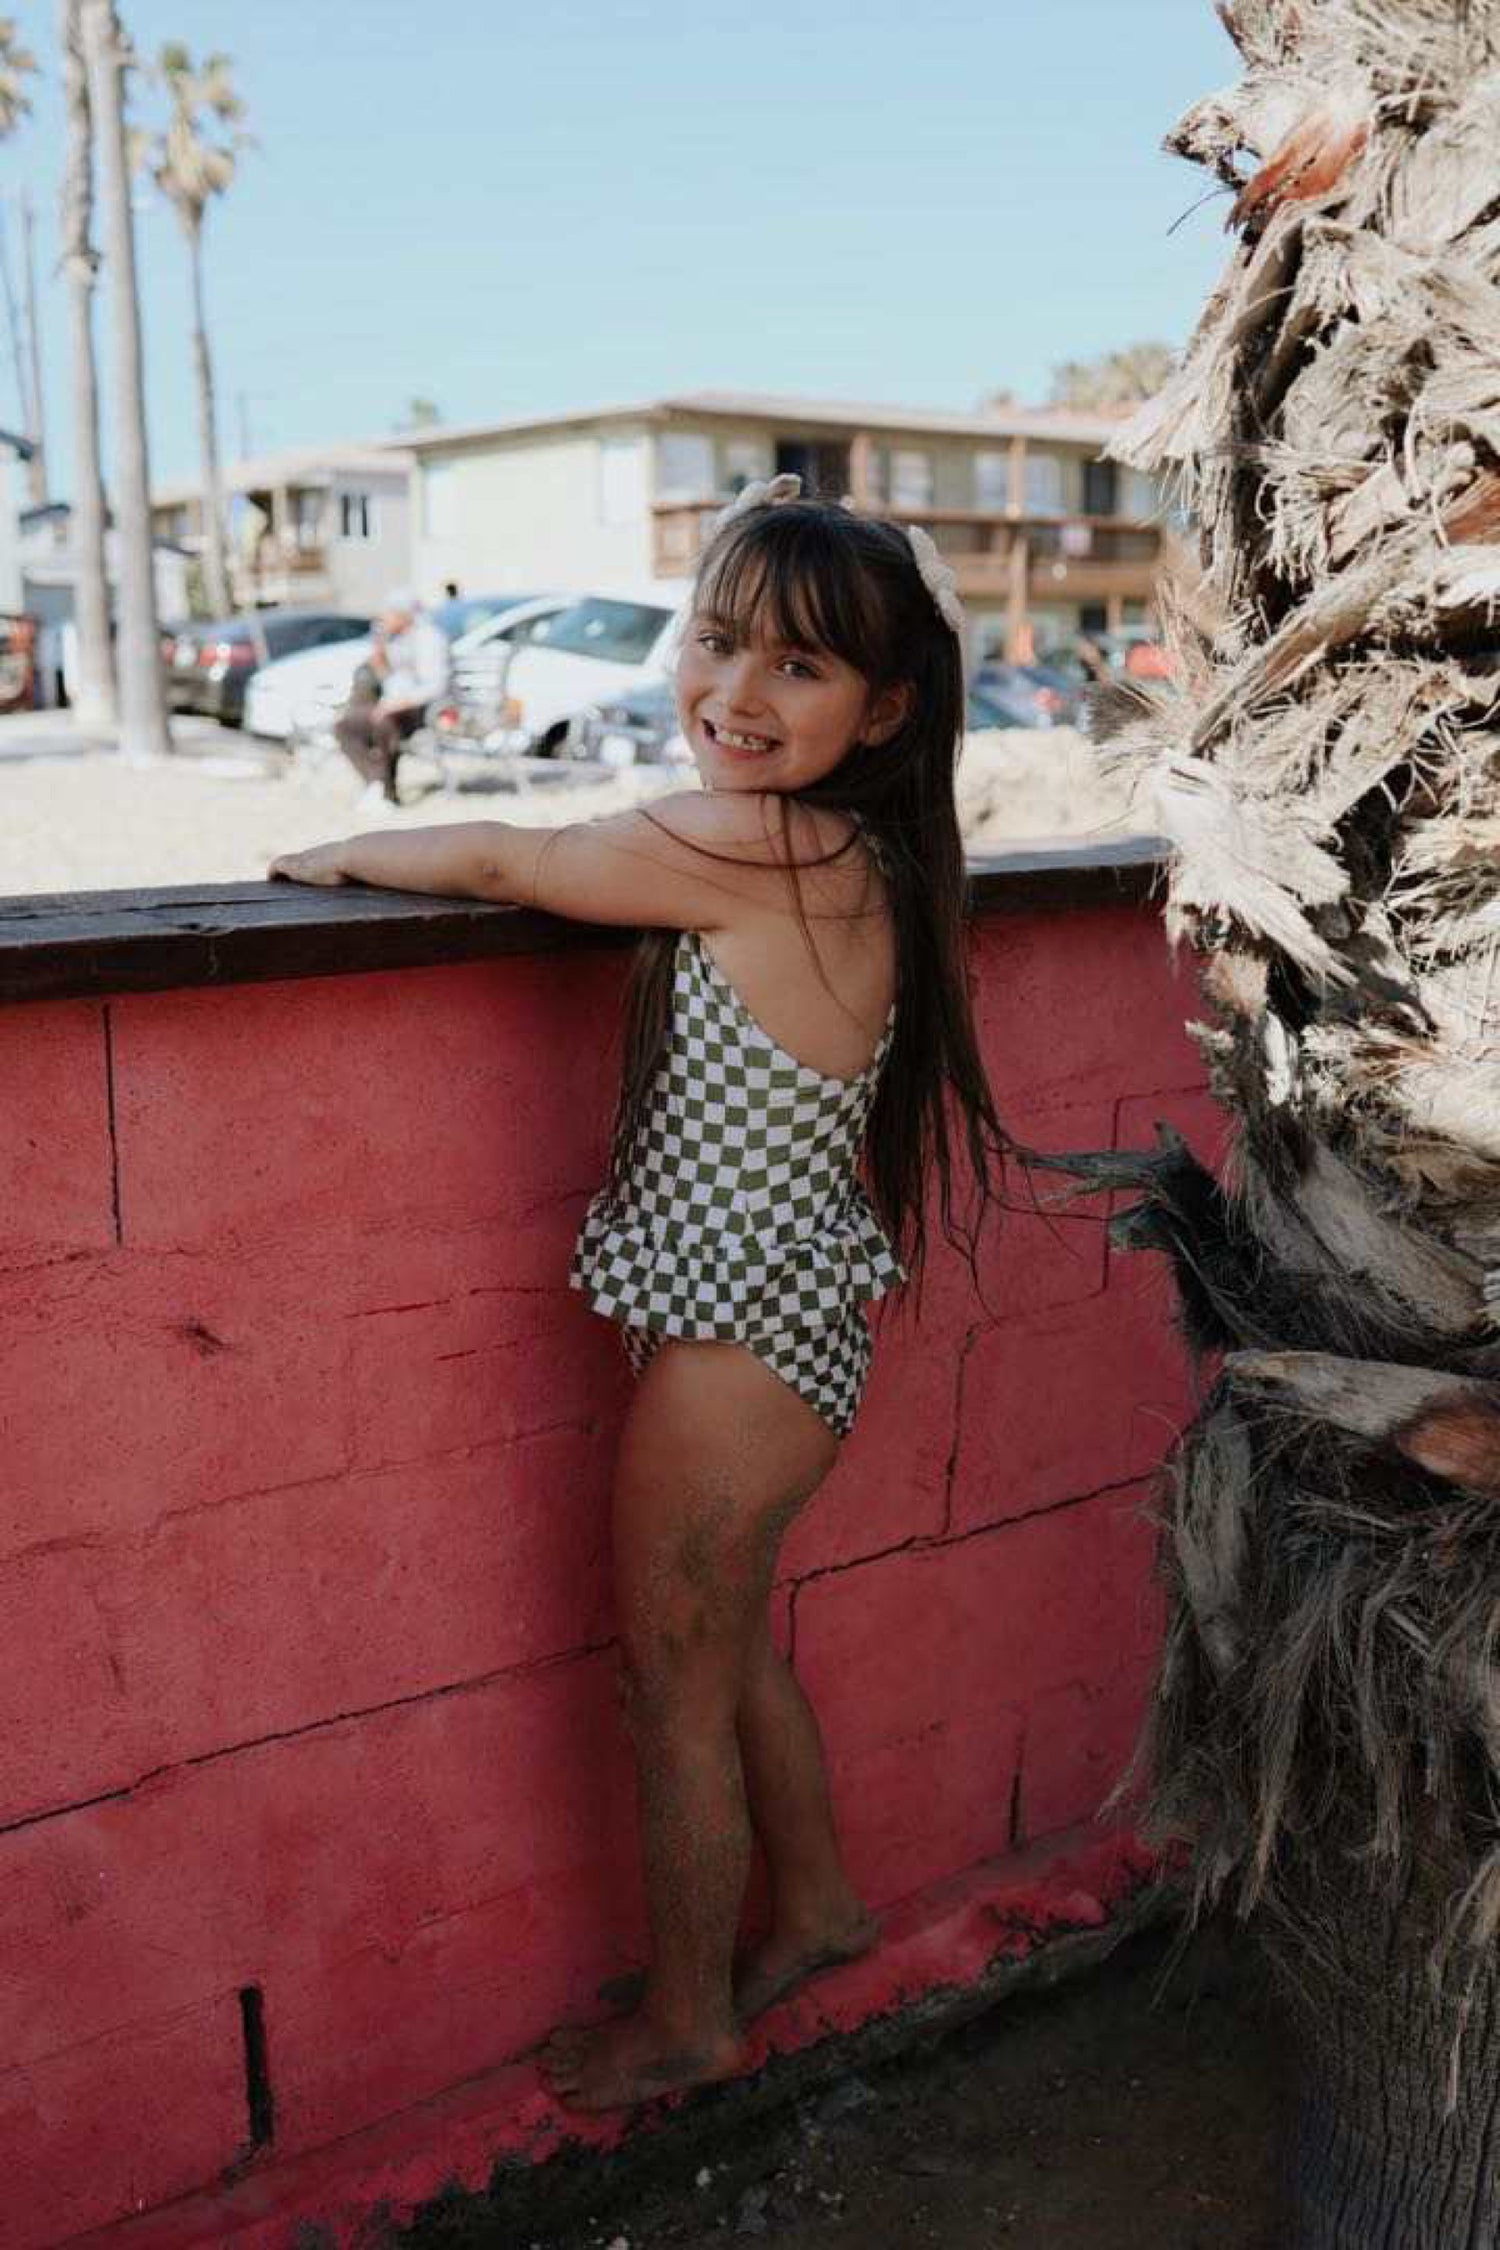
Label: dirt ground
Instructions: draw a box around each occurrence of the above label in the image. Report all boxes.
[408,1926,1282,2250]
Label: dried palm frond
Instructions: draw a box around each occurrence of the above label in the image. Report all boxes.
[1051,0,1500,2028]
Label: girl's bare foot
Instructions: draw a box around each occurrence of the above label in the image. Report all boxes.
[539,2011,746,2113]
[734,1906,880,2024]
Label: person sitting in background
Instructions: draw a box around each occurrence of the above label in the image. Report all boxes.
[334,592,449,810]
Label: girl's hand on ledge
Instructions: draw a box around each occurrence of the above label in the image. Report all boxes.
[267,840,351,887]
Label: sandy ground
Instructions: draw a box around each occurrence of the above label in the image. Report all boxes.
[0,713,1133,898]
[403,1926,1281,2250]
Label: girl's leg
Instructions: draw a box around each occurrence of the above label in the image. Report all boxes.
[540,1337,838,2111]
[733,1625,878,2021]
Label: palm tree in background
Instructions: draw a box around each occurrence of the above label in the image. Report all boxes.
[142,44,248,620]
[81,0,168,759]
[58,0,114,730]
[0,17,42,504]
[1044,0,1500,2239]
[0,16,36,133]
[1047,342,1177,411]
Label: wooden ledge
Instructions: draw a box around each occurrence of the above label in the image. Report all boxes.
[0,837,1165,1007]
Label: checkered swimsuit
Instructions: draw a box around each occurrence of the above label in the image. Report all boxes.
[570,931,905,1436]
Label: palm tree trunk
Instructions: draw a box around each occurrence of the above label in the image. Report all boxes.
[185,218,229,617]
[0,203,31,463]
[1037,3,1500,2238]
[20,191,48,507]
[57,0,113,732]
[1278,1857,1500,2247]
[80,0,169,760]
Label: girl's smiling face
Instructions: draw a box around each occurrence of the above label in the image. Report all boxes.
[676,611,909,795]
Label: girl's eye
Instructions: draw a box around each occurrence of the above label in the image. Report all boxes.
[781,658,819,679]
[696,630,732,655]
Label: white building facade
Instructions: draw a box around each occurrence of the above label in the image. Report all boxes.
[151,445,415,618]
[397,389,1169,662]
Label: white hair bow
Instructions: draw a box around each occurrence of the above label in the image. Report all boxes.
[904,523,966,639]
[714,472,803,528]
[712,472,966,641]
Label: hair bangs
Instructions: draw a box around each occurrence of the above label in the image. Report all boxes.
[612,490,1003,1291]
[697,506,895,684]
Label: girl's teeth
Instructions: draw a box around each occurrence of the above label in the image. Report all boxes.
[717,728,775,750]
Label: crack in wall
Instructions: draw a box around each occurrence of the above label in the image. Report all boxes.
[940,1322,981,1537]
[0,1634,618,1841]
[4,1419,605,1574]
[346,1418,600,1479]
[346,1284,563,1321]
[784,1471,1151,1597]
[102,1003,122,1246]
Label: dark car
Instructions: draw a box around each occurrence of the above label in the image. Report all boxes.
[563,677,688,768]
[965,679,1037,732]
[165,608,372,726]
[564,675,1044,767]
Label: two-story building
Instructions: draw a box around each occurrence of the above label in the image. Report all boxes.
[397,389,1168,662]
[151,444,415,618]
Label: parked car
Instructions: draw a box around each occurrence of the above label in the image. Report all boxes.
[971,662,1084,730]
[166,609,372,727]
[564,678,691,768]
[242,594,563,743]
[563,673,1036,769]
[428,590,543,641]
[0,612,37,711]
[1043,629,1170,684]
[496,587,688,755]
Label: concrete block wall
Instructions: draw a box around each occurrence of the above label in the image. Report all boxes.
[0,888,1214,2248]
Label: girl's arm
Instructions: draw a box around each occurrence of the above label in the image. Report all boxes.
[267,794,792,932]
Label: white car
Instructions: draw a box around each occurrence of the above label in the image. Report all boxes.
[242,593,567,743]
[497,585,690,755]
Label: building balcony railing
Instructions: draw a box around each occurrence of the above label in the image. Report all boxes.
[651,502,1164,604]
[233,532,333,606]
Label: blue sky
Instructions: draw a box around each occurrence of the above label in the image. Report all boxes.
[12,0,1237,494]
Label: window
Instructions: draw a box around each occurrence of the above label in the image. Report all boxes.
[656,433,716,501]
[723,437,772,494]
[290,491,323,551]
[264,614,371,658]
[1024,453,1066,517]
[1122,468,1159,521]
[534,596,673,665]
[974,450,1010,511]
[1082,459,1118,515]
[338,490,374,541]
[889,449,934,510]
[432,593,541,639]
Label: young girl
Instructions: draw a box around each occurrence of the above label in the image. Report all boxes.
[268,479,1005,2112]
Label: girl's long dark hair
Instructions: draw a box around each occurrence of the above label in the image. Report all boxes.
[610,495,1009,1285]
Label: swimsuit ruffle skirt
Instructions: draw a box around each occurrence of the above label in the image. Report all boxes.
[570,929,905,1436]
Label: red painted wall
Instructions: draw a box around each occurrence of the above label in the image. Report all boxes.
[0,898,1217,2249]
